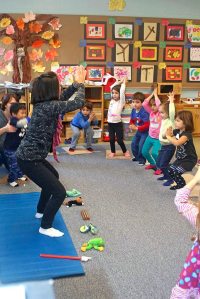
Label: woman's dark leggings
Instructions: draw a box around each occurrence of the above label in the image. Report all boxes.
[17,158,66,229]
[108,122,127,153]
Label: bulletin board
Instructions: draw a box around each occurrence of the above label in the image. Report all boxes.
[0,13,200,88]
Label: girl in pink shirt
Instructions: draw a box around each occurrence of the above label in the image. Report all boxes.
[170,166,200,299]
[142,88,162,174]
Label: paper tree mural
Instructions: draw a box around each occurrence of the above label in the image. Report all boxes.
[0,12,62,83]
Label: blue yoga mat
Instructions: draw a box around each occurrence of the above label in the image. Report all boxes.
[0,192,84,284]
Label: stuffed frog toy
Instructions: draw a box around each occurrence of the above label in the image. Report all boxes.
[81,238,105,252]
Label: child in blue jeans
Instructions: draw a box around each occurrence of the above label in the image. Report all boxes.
[69,102,98,152]
[129,92,149,165]
[4,103,29,187]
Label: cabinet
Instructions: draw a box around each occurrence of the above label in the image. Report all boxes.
[62,85,104,141]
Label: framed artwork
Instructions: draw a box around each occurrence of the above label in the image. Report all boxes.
[189,47,200,62]
[51,64,77,86]
[187,24,200,43]
[139,45,158,61]
[163,66,183,82]
[164,46,183,61]
[137,65,157,83]
[86,65,105,81]
[112,23,134,40]
[113,65,132,81]
[188,67,200,82]
[165,24,185,41]
[139,23,160,41]
[84,21,106,40]
[84,44,106,61]
[112,43,133,62]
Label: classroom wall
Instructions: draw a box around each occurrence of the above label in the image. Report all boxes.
[1,0,200,19]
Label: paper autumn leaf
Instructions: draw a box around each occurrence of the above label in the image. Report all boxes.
[29,22,42,33]
[32,61,46,73]
[45,49,58,61]
[0,18,11,28]
[5,61,13,73]
[0,47,5,56]
[4,50,14,61]
[6,25,15,35]
[1,36,13,45]
[32,39,44,48]
[16,18,25,30]
[41,31,55,40]
[48,18,62,31]
[29,49,43,62]
[23,11,36,23]
[49,38,61,48]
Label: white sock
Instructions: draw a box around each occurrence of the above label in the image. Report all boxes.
[39,227,64,237]
[35,212,43,219]
[18,176,27,181]
[9,181,19,187]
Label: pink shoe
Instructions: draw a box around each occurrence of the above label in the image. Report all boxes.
[109,152,115,158]
[124,150,131,158]
[154,169,162,175]
[145,164,156,170]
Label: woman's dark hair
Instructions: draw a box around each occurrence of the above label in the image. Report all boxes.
[176,110,194,132]
[82,101,93,111]
[10,103,26,115]
[133,92,145,103]
[111,84,121,93]
[31,71,60,104]
[1,93,18,111]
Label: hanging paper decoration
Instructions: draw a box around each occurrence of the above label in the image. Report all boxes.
[0,12,62,82]
[107,39,115,48]
[4,49,14,61]
[80,16,88,24]
[184,42,192,49]
[159,41,166,48]
[161,19,169,26]
[133,61,141,69]
[134,41,142,48]
[135,19,143,26]
[108,17,116,25]
[79,61,87,67]
[79,39,87,47]
[109,0,126,11]
[183,63,190,69]
[32,61,46,73]
[158,62,166,70]
[186,20,193,26]
[107,61,114,68]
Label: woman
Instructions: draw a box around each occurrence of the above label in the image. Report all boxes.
[0,94,18,169]
[17,66,86,237]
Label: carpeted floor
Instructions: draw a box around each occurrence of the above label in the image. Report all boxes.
[0,143,196,299]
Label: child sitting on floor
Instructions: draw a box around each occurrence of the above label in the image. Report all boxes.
[142,87,162,174]
[107,77,130,158]
[69,101,98,152]
[166,110,197,190]
[4,103,29,187]
[129,92,149,165]
[170,166,200,298]
[156,92,176,186]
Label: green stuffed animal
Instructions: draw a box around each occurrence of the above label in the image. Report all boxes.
[81,237,105,252]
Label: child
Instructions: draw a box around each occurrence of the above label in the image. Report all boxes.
[107,78,130,158]
[4,103,29,187]
[17,68,85,238]
[129,92,149,165]
[166,110,197,190]
[156,92,176,186]
[142,88,162,174]
[69,101,98,152]
[170,167,200,298]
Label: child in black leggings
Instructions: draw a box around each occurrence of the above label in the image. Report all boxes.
[107,77,130,158]
[165,110,197,190]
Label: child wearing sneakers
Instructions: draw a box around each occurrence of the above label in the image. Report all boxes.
[166,110,197,190]
[142,87,162,174]
[69,101,98,152]
[4,103,29,187]
[107,77,130,158]
[129,92,149,165]
[157,92,176,186]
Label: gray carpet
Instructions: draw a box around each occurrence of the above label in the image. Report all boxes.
[0,144,193,299]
